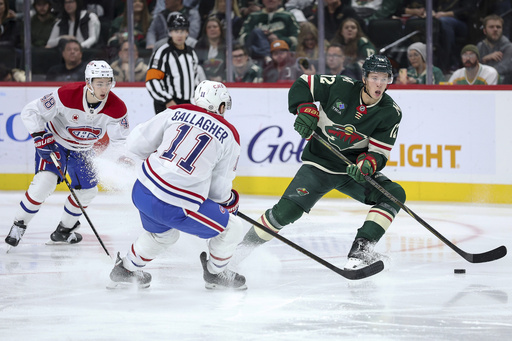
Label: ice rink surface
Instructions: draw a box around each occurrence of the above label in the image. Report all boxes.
[1,187,511,341]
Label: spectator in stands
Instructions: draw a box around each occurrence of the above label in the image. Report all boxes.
[284,0,316,23]
[28,0,57,48]
[477,14,512,84]
[232,44,263,82]
[325,43,361,79]
[434,0,473,73]
[109,0,153,50]
[262,39,297,82]
[239,1,262,20]
[208,0,244,39]
[311,0,358,42]
[395,42,445,84]
[330,17,375,65]
[195,17,226,81]
[111,40,148,82]
[358,0,403,24]
[295,21,329,76]
[0,63,25,81]
[448,44,498,85]
[46,0,101,49]
[46,39,88,81]
[0,0,18,47]
[239,0,300,64]
[145,0,200,50]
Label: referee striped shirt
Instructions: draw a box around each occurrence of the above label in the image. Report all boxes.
[146,39,199,106]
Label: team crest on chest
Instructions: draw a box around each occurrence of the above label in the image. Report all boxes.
[68,126,102,140]
[325,124,367,149]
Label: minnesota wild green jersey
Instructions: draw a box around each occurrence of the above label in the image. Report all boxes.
[288,74,402,173]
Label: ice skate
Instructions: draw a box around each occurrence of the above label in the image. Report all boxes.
[344,237,381,270]
[200,252,247,290]
[5,220,27,248]
[47,221,83,245]
[107,252,152,289]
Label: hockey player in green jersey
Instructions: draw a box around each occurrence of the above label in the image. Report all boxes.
[237,54,406,271]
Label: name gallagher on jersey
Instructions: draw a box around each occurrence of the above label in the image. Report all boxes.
[171,111,229,143]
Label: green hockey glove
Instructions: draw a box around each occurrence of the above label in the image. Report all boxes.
[347,153,378,183]
[294,103,319,139]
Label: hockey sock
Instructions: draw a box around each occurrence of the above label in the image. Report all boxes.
[207,215,243,274]
[14,171,58,224]
[60,187,98,228]
[125,229,180,270]
[356,202,398,242]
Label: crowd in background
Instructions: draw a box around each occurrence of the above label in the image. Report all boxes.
[1,0,511,85]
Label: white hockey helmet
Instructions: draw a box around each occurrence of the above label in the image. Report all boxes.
[194,80,232,115]
[85,60,116,87]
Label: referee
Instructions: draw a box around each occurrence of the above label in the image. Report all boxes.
[146,13,200,114]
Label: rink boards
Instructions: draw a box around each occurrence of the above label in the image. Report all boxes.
[0,83,510,203]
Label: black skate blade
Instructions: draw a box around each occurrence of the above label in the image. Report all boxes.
[337,260,385,280]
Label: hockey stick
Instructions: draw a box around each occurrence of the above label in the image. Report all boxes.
[50,152,111,257]
[312,132,507,263]
[237,211,384,280]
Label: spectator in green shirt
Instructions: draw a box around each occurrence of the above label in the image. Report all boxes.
[395,42,445,84]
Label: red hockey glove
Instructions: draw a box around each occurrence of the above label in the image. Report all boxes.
[32,131,60,164]
[221,189,240,215]
[294,103,319,139]
[347,153,377,183]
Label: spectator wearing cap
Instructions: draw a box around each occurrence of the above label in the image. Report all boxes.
[146,13,200,114]
[448,44,499,85]
[395,42,445,84]
[238,0,300,64]
[145,0,200,50]
[477,14,512,84]
[263,39,297,83]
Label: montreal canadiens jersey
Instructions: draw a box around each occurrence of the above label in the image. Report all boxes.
[21,82,129,151]
[289,74,402,173]
[127,104,241,211]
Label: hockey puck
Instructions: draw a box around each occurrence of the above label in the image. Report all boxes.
[454,269,466,274]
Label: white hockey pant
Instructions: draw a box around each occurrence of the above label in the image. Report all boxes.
[125,229,181,271]
[206,215,244,274]
[60,186,98,228]
[14,171,58,225]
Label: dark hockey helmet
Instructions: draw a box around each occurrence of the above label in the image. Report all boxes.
[167,12,189,31]
[362,54,393,84]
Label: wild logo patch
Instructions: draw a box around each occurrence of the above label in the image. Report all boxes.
[296,188,309,196]
[325,124,367,149]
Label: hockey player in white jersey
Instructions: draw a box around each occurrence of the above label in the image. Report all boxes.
[108,80,246,290]
[5,60,129,248]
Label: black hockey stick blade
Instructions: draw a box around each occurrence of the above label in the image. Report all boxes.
[468,245,507,263]
[237,212,384,280]
[312,132,508,263]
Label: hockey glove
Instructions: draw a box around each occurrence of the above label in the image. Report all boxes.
[32,131,60,163]
[221,189,240,215]
[294,103,319,139]
[347,153,377,183]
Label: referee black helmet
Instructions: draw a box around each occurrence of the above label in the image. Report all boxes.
[167,13,189,31]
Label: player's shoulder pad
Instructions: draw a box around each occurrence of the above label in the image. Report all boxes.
[57,82,87,110]
[381,93,402,117]
[101,91,128,119]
